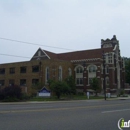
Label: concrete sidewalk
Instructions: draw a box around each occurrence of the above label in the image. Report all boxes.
[0,96,130,105]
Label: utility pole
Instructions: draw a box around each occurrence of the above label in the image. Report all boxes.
[102,51,106,100]
[83,61,87,92]
[39,61,42,88]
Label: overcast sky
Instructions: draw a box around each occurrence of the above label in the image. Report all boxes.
[0,0,130,64]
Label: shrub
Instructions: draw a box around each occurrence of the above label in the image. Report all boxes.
[50,81,70,99]
[0,85,22,101]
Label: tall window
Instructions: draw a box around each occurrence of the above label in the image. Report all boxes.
[68,68,72,76]
[76,78,83,85]
[89,66,96,73]
[45,67,50,83]
[38,51,41,56]
[88,78,93,84]
[105,53,113,64]
[105,77,109,86]
[105,65,109,74]
[108,53,113,63]
[58,66,62,81]
[75,65,83,86]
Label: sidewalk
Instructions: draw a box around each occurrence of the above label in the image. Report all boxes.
[0,96,130,104]
[107,95,130,100]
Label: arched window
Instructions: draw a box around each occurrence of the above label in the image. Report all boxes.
[76,67,83,73]
[74,65,83,86]
[45,67,49,83]
[89,66,96,73]
[105,65,109,74]
[68,68,72,76]
[38,51,41,56]
[58,66,62,81]
[105,77,109,86]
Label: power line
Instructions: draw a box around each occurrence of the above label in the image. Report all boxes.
[0,53,30,59]
[0,37,73,51]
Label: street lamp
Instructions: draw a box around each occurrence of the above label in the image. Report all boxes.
[102,51,106,100]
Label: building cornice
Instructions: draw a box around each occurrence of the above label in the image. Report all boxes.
[71,58,101,63]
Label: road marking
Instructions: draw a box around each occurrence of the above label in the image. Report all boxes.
[11,106,53,109]
[102,108,130,113]
[0,103,130,114]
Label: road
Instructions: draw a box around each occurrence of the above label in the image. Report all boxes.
[0,99,130,130]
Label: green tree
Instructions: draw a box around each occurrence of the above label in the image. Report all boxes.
[65,76,76,94]
[32,82,44,96]
[50,81,70,99]
[125,58,130,84]
[47,79,54,86]
[0,85,22,101]
[90,77,100,96]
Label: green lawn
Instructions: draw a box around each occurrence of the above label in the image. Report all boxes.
[29,95,105,101]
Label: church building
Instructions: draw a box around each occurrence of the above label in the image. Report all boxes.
[0,35,125,95]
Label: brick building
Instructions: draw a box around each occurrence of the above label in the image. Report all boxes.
[0,35,126,95]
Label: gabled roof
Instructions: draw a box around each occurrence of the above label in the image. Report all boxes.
[43,47,114,61]
[43,50,57,59]
[31,48,50,61]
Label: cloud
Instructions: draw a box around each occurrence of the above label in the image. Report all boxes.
[0,0,130,63]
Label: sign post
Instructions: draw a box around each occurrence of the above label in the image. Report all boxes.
[87,92,90,99]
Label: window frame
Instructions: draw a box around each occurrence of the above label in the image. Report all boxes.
[105,77,109,86]
[0,68,5,74]
[9,67,15,74]
[76,78,83,85]
[76,67,83,73]
[0,80,5,86]
[45,67,50,83]
[20,66,27,73]
[9,79,15,86]
[58,66,62,81]
[20,79,26,86]
[68,68,72,76]
[32,79,39,85]
[89,66,96,73]
[105,65,109,74]
[32,65,39,72]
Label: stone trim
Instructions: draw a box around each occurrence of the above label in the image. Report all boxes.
[71,58,101,62]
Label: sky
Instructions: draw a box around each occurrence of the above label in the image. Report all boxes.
[0,0,130,64]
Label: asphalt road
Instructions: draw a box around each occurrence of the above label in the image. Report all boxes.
[0,99,130,130]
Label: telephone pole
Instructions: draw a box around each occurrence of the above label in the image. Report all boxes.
[102,51,106,100]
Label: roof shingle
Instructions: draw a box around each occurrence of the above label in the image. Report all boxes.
[44,47,114,61]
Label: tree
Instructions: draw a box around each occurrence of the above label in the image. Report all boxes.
[48,79,54,86]
[32,82,44,96]
[65,76,76,94]
[0,85,22,100]
[50,81,70,99]
[90,77,100,96]
[125,58,130,85]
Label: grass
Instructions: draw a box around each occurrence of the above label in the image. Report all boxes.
[0,95,115,102]
[28,95,105,101]
[29,96,59,101]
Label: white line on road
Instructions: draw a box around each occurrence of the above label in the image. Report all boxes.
[11,106,53,109]
[102,108,130,113]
